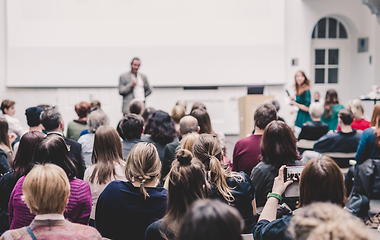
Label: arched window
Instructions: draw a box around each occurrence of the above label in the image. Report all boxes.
[312,17,348,39]
[311,17,348,85]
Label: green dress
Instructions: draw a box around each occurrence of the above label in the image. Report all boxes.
[295,90,312,128]
[321,104,344,131]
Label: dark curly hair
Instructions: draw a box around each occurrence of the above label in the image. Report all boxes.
[144,110,176,145]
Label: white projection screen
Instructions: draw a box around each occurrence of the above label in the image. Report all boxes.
[6,0,285,87]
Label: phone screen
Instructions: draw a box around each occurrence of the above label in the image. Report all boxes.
[284,166,304,182]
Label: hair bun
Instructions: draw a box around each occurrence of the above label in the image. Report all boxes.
[176,149,193,165]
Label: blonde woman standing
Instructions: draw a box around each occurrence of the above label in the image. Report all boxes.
[95,142,167,240]
[84,125,127,224]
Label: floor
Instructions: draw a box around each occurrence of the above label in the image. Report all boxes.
[224,134,380,239]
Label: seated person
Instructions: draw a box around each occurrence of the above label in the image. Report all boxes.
[337,98,370,131]
[67,101,91,141]
[1,164,101,239]
[0,100,26,139]
[233,103,277,176]
[119,113,144,160]
[298,102,328,141]
[129,99,145,115]
[302,109,362,166]
[171,105,186,138]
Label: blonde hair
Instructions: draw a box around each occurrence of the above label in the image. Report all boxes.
[180,132,199,153]
[193,134,242,203]
[347,99,365,120]
[288,202,370,240]
[125,142,161,199]
[22,164,70,215]
[89,125,124,184]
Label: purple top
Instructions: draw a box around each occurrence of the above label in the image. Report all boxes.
[9,176,92,229]
[233,134,262,176]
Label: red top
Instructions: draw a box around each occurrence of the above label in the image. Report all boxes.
[337,118,371,131]
[233,134,262,176]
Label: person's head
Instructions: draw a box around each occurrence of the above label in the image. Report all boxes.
[178,199,243,240]
[23,164,70,215]
[309,102,324,119]
[338,109,354,126]
[162,149,207,237]
[120,114,144,140]
[288,202,370,240]
[190,102,207,113]
[295,71,310,94]
[261,121,300,168]
[179,116,199,136]
[299,156,346,208]
[130,57,140,74]
[74,102,91,119]
[176,100,187,111]
[142,107,156,123]
[87,109,109,133]
[266,99,280,112]
[190,109,213,134]
[324,89,339,105]
[25,107,44,127]
[125,142,161,199]
[40,107,63,132]
[254,103,278,131]
[36,104,51,111]
[31,134,77,179]
[0,118,10,148]
[129,100,144,115]
[314,92,320,102]
[90,100,101,109]
[180,132,200,152]
[347,99,365,120]
[89,126,123,184]
[144,110,176,144]
[171,105,186,124]
[12,131,45,180]
[1,100,16,116]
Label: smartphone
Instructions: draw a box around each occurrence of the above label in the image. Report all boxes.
[284,166,304,197]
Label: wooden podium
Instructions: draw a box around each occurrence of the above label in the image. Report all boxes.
[238,95,274,138]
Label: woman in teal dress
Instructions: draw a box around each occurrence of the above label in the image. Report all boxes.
[292,71,312,128]
[321,89,344,131]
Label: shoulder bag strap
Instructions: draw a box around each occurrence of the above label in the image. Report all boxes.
[26,226,38,240]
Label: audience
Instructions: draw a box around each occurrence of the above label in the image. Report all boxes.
[171,105,186,134]
[193,134,257,233]
[321,89,345,131]
[1,164,101,239]
[24,107,44,133]
[175,100,187,111]
[179,132,199,152]
[78,108,109,166]
[233,103,277,175]
[119,113,144,159]
[251,121,302,209]
[95,142,167,240]
[83,126,127,224]
[145,149,207,240]
[8,134,92,229]
[0,119,12,175]
[298,102,328,141]
[0,100,26,138]
[268,99,285,123]
[142,110,178,161]
[67,101,91,141]
[161,115,199,181]
[254,156,346,240]
[142,107,156,124]
[178,199,243,240]
[288,202,370,240]
[190,102,206,113]
[90,100,101,110]
[40,107,86,179]
[0,132,45,234]
[338,99,370,131]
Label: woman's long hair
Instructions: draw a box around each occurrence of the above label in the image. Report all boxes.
[299,156,346,208]
[193,134,241,203]
[294,71,310,96]
[0,118,10,149]
[12,131,45,180]
[370,103,380,149]
[89,126,124,184]
[160,149,207,239]
[190,109,214,134]
[323,89,340,120]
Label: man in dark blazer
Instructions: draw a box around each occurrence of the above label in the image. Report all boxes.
[119,57,152,115]
[40,107,86,179]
